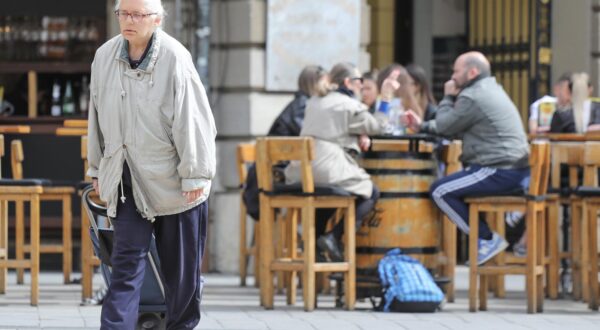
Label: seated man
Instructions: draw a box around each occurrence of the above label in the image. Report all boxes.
[403,51,530,265]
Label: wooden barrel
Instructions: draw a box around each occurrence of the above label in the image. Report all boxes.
[357,139,441,279]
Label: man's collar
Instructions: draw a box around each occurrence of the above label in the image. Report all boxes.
[116,30,161,72]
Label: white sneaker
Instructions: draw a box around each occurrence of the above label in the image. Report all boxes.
[476,233,509,265]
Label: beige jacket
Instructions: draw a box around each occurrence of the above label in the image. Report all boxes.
[87,29,217,220]
[285,92,382,198]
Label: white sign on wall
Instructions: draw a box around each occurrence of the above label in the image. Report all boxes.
[266,0,361,91]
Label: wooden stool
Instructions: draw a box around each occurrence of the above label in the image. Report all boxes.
[256,137,356,311]
[11,140,74,284]
[237,143,259,287]
[0,179,44,305]
[465,140,550,313]
[440,140,462,303]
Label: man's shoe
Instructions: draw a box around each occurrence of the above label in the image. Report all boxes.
[476,232,509,265]
[317,233,344,262]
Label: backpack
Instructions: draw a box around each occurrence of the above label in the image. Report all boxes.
[377,248,444,312]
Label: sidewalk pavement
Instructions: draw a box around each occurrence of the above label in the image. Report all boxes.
[0,266,599,329]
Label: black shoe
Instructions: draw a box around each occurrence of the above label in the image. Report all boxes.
[317,233,344,262]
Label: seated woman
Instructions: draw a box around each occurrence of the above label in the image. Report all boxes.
[550,72,600,133]
[401,64,437,121]
[285,62,384,261]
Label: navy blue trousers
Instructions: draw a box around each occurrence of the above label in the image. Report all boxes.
[430,165,529,239]
[101,187,207,330]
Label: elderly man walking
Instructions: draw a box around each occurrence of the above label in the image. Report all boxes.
[403,51,529,266]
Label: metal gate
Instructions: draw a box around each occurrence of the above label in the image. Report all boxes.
[467,0,552,126]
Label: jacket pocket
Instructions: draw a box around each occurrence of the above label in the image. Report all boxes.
[139,153,178,180]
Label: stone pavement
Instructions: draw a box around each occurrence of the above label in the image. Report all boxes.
[0,266,599,329]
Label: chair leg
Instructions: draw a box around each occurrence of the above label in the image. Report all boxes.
[588,204,599,311]
[275,212,285,294]
[30,194,40,306]
[253,224,260,289]
[526,203,537,314]
[62,194,72,284]
[442,217,456,302]
[240,200,248,287]
[536,206,545,313]
[286,208,298,306]
[0,200,7,294]
[302,204,316,312]
[479,275,488,311]
[547,200,559,299]
[581,202,590,303]
[259,198,274,309]
[469,205,479,312]
[493,211,505,298]
[15,200,25,285]
[572,201,582,300]
[81,203,93,300]
[344,203,356,311]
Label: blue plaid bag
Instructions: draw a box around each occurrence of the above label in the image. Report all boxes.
[377,248,444,312]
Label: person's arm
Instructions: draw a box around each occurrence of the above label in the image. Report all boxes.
[171,67,217,200]
[348,105,383,136]
[419,95,478,138]
[528,101,539,133]
[86,60,104,194]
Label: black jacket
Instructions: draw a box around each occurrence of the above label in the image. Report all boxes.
[550,101,600,133]
[267,92,308,137]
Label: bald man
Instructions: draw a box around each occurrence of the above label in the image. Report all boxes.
[404,51,529,265]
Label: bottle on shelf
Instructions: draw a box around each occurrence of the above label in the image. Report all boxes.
[62,80,75,116]
[50,80,62,117]
[79,76,89,115]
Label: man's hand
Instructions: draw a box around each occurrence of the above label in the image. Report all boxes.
[444,80,460,96]
[183,188,204,204]
[358,134,371,152]
[380,69,402,102]
[400,109,423,132]
[92,178,100,195]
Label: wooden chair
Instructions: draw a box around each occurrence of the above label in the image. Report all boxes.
[256,137,356,311]
[0,134,45,305]
[440,140,462,303]
[11,140,74,284]
[574,142,600,310]
[237,143,259,287]
[465,140,550,313]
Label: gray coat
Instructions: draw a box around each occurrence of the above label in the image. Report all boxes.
[87,29,217,220]
[421,76,529,169]
[285,92,383,198]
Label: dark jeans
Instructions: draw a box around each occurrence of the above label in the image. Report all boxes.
[316,185,380,240]
[101,187,208,330]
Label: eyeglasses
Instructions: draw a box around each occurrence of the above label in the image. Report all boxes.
[350,77,364,83]
[115,10,157,23]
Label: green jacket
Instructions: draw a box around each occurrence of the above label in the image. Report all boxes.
[421,76,529,169]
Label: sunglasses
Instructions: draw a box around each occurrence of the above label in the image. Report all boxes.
[350,77,364,83]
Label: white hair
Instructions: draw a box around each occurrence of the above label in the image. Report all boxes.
[115,0,166,18]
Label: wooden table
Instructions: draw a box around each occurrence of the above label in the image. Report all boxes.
[0,125,31,134]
